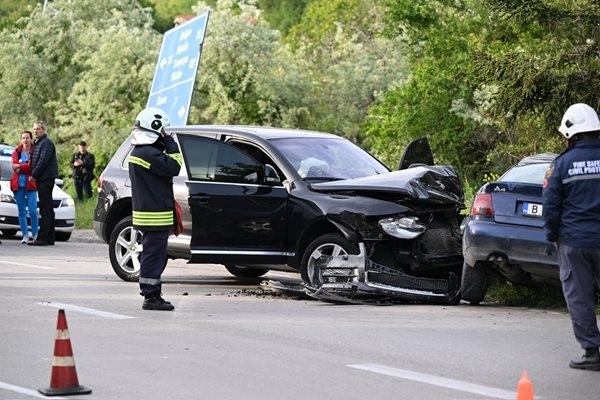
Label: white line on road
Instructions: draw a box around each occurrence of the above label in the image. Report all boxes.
[38,302,135,320]
[347,363,519,400]
[0,381,67,399]
[0,260,54,270]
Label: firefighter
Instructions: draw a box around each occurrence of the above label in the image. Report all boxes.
[542,103,600,370]
[128,107,183,311]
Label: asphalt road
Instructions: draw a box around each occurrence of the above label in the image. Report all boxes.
[0,231,598,400]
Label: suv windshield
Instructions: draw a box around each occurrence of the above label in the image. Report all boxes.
[271,137,389,180]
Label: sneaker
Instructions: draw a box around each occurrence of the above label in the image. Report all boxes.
[569,348,600,370]
[142,295,174,311]
[21,238,28,244]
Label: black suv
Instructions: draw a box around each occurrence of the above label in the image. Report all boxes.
[93,126,465,303]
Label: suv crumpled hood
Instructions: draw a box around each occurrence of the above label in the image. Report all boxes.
[310,165,464,205]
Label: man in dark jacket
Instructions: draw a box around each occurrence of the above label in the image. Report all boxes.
[128,107,182,311]
[70,140,95,202]
[29,120,58,246]
[542,103,600,371]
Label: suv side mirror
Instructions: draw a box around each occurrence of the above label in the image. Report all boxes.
[264,164,280,185]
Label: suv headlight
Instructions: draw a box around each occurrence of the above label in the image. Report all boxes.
[378,216,426,239]
[0,193,16,204]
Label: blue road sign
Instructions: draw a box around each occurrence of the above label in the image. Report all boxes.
[147,11,209,126]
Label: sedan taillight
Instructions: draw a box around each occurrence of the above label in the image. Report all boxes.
[471,193,493,216]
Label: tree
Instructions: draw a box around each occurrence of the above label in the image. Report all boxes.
[144,0,210,32]
[257,0,308,36]
[473,0,600,154]
[189,0,313,128]
[285,0,408,145]
[0,0,37,30]
[0,0,158,178]
[364,1,490,176]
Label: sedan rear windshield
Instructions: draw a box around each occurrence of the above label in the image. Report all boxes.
[499,163,551,185]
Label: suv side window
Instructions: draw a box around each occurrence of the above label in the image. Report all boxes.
[178,135,262,184]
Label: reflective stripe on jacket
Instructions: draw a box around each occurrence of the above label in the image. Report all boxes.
[128,135,182,230]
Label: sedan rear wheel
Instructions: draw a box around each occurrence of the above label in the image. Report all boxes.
[224,265,268,278]
[109,216,142,282]
[300,233,359,287]
[460,261,490,305]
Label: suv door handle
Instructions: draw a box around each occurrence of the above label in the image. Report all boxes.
[190,195,210,204]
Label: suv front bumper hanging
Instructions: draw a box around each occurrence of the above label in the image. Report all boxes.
[305,243,460,304]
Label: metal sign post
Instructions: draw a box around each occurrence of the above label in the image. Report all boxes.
[147,11,210,126]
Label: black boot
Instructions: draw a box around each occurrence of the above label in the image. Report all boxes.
[569,348,600,370]
[142,294,174,311]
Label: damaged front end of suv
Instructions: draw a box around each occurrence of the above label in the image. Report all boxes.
[301,141,465,304]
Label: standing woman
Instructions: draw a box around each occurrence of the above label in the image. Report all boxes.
[11,130,39,243]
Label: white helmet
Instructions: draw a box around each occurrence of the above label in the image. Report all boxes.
[131,107,171,145]
[559,103,600,139]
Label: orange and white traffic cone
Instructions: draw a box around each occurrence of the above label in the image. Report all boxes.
[516,370,534,400]
[38,309,92,396]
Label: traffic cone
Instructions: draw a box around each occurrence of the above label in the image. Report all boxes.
[38,309,92,396]
[516,370,534,400]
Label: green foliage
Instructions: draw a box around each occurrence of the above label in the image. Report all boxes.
[0,0,37,30]
[257,0,308,35]
[472,0,600,154]
[365,1,487,176]
[189,0,313,127]
[145,0,210,32]
[189,0,404,146]
[0,0,157,179]
[285,0,407,144]
[485,274,567,310]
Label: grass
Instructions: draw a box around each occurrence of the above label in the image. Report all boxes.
[484,274,600,313]
[74,197,96,229]
[62,182,96,229]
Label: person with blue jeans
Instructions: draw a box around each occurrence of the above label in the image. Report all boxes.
[10,130,39,243]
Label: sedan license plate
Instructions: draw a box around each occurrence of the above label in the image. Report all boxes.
[522,202,543,217]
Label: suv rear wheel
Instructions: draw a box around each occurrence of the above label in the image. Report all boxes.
[109,216,142,282]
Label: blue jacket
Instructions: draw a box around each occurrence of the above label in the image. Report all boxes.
[542,138,600,248]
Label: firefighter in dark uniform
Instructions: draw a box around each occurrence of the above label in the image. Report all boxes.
[129,107,183,311]
[542,103,600,371]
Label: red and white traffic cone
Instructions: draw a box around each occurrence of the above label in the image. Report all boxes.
[516,370,534,400]
[38,309,91,396]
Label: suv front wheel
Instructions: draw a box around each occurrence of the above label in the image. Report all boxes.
[109,216,142,282]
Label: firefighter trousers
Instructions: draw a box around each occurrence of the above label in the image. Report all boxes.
[138,229,170,296]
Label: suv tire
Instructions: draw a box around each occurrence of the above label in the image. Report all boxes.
[224,265,268,278]
[300,233,359,288]
[109,216,142,282]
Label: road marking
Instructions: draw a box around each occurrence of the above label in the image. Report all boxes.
[347,364,518,400]
[0,381,67,399]
[38,302,135,320]
[0,260,54,270]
